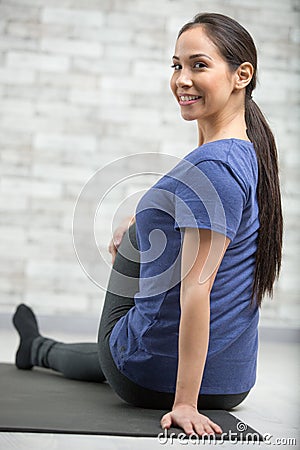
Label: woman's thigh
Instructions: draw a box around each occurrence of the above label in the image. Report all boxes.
[97,222,140,344]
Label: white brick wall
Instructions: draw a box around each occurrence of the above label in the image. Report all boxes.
[0,0,299,327]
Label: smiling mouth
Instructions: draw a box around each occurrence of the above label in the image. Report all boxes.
[178,95,202,105]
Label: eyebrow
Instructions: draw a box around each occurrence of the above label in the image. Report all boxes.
[172,53,213,61]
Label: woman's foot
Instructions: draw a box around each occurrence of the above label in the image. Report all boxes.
[12,303,40,369]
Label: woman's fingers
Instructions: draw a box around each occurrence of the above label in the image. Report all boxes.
[161,412,195,436]
[180,420,220,437]
[108,229,124,262]
[113,230,123,247]
[194,421,212,436]
[209,420,222,434]
[108,226,126,253]
[107,216,134,263]
[181,420,194,436]
[160,413,172,429]
[194,417,222,436]
[108,239,117,263]
[108,239,116,255]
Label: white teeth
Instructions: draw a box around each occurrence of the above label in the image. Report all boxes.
[179,95,201,101]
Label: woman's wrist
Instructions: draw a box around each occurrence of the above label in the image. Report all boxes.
[173,382,199,410]
[172,401,197,410]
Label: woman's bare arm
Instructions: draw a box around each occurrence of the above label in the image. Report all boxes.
[161,228,230,436]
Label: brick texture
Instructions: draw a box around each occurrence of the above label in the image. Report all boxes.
[0,0,299,327]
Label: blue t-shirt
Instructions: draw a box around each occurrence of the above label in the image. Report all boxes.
[109,138,260,394]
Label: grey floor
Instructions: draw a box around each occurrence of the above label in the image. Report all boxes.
[0,325,299,449]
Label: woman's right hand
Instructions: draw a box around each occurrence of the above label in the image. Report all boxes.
[108,216,135,264]
[161,404,222,437]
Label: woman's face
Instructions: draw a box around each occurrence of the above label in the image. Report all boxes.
[170,26,237,123]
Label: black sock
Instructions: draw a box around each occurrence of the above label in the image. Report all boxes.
[12,303,40,370]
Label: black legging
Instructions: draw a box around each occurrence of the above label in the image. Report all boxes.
[31,223,249,410]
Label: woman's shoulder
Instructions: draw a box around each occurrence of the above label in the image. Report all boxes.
[184,138,256,166]
[164,139,257,192]
[180,139,258,192]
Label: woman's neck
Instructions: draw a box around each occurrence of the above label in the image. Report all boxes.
[197,108,249,146]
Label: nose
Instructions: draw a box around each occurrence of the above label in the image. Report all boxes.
[176,69,193,88]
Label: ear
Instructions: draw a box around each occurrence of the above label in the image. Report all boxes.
[234,62,254,91]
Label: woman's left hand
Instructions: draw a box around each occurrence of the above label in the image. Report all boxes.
[160,404,223,436]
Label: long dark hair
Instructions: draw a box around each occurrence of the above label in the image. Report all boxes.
[178,13,283,307]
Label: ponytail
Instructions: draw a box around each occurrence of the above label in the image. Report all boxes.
[245,97,283,306]
[178,13,283,306]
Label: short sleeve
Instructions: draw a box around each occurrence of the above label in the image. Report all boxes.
[174,160,247,240]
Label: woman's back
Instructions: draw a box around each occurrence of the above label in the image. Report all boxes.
[109,138,260,394]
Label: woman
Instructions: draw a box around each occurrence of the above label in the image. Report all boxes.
[12,13,282,436]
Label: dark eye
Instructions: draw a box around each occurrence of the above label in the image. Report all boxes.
[194,62,206,69]
[171,64,181,71]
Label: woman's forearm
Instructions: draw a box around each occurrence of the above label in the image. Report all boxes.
[173,285,210,409]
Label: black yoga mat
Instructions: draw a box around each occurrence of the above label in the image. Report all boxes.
[0,363,262,440]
